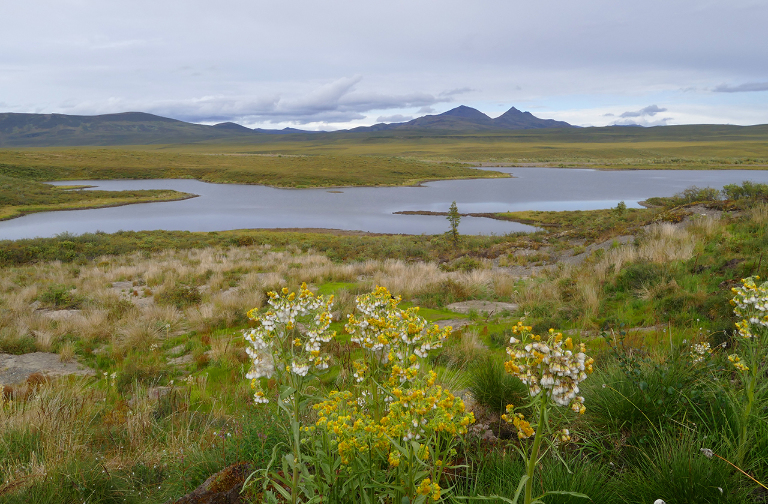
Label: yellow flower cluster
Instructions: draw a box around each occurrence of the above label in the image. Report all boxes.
[728,353,749,372]
[385,371,475,442]
[505,322,594,413]
[731,276,768,339]
[243,283,335,403]
[727,276,768,373]
[314,370,474,463]
[501,404,536,439]
[416,477,442,501]
[345,286,451,385]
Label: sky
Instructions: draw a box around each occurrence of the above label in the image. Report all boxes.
[2,0,768,131]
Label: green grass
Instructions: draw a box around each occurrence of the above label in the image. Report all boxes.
[176,124,768,168]
[0,172,195,221]
[0,149,505,188]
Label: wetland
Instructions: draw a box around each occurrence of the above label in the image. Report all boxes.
[3,167,768,239]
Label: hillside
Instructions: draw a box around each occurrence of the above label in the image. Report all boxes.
[0,106,573,147]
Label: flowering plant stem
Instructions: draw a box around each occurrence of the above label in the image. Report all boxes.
[524,393,548,504]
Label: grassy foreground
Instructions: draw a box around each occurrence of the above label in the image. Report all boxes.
[1,184,768,503]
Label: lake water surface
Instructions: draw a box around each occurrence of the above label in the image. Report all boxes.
[2,167,768,240]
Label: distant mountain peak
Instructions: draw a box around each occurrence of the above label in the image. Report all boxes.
[492,106,572,129]
[440,105,491,121]
[213,121,253,132]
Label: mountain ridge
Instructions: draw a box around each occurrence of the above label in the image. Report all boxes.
[0,105,574,146]
[3,106,766,147]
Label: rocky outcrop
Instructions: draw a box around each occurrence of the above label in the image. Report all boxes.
[168,462,253,504]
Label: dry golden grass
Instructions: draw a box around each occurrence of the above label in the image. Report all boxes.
[748,202,768,225]
[0,240,524,359]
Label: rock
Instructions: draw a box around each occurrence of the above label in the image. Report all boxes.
[168,462,253,504]
[445,300,519,315]
[434,319,473,331]
[168,354,194,366]
[0,352,95,385]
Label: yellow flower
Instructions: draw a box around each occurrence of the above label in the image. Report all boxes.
[417,478,433,496]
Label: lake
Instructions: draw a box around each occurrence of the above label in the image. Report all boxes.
[2,167,768,240]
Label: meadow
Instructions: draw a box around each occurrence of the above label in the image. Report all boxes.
[1,183,767,503]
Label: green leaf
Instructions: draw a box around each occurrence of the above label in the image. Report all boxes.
[536,490,591,500]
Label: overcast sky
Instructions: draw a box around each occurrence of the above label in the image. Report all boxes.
[2,0,767,130]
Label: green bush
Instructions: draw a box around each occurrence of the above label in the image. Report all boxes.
[155,284,202,308]
[722,180,768,200]
[115,359,168,394]
[0,333,37,354]
[468,357,528,414]
[37,283,82,309]
[620,433,754,504]
[614,261,667,292]
[582,356,708,440]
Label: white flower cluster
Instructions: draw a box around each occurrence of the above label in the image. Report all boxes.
[506,324,593,413]
[243,284,335,404]
[689,342,711,364]
[732,276,768,338]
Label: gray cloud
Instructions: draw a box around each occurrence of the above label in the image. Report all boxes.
[603,112,614,117]
[612,116,673,127]
[619,105,667,118]
[439,87,475,97]
[418,106,435,114]
[713,82,768,93]
[376,114,413,123]
[62,76,452,125]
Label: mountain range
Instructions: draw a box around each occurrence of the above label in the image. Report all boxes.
[355,105,572,132]
[0,106,572,147]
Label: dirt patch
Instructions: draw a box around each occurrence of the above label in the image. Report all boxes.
[445,300,519,315]
[0,352,96,385]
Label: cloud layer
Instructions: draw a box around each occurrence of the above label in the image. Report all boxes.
[714,82,768,93]
[619,105,668,118]
[2,0,768,127]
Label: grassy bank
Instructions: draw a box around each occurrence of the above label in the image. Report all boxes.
[1,185,768,502]
[0,173,196,221]
[0,149,505,188]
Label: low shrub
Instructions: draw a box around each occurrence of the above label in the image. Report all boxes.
[155,284,202,308]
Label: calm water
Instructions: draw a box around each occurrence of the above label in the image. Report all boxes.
[2,167,768,240]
